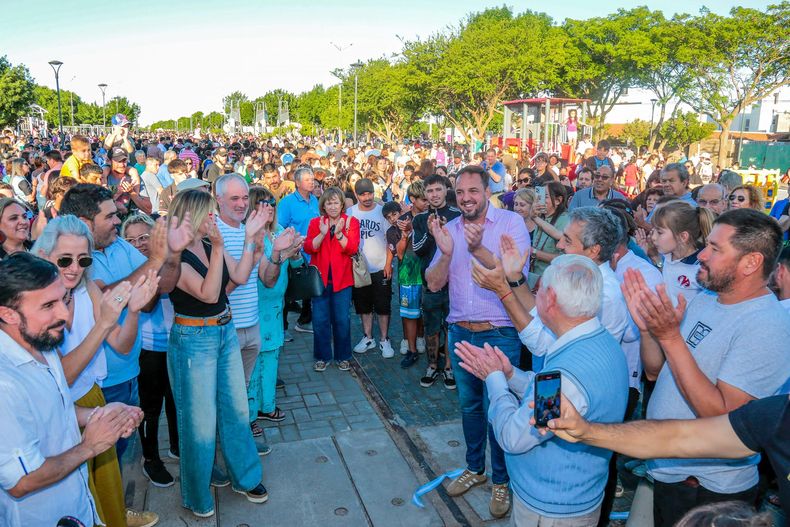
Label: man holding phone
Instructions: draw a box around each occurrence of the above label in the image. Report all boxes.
[455,254,628,526]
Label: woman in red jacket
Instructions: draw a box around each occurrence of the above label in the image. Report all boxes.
[304,186,360,372]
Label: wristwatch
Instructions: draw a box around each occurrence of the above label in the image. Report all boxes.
[507,273,527,288]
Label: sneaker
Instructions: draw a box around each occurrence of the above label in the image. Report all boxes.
[276,377,285,389]
[420,366,440,387]
[446,469,487,497]
[337,360,351,371]
[257,443,272,456]
[380,338,395,358]
[184,506,214,518]
[250,422,264,438]
[167,449,179,460]
[416,337,426,354]
[489,483,511,518]
[142,459,175,488]
[233,483,269,504]
[313,360,327,372]
[284,331,294,342]
[353,336,375,354]
[126,508,159,527]
[400,351,419,369]
[399,339,409,355]
[210,465,230,488]
[295,322,313,333]
[443,369,457,390]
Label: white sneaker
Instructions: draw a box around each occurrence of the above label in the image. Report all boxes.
[380,338,395,358]
[353,336,376,354]
[416,337,426,354]
[399,339,409,355]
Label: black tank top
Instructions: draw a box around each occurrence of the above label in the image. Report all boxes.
[170,240,231,317]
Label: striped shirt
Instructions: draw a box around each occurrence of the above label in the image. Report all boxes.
[217,217,259,328]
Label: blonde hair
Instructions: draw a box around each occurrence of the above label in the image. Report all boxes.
[169,189,216,236]
[514,188,537,205]
[652,200,714,250]
[729,185,764,211]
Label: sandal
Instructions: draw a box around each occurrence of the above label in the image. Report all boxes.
[258,407,286,422]
[314,360,327,372]
[250,422,264,437]
[337,360,351,371]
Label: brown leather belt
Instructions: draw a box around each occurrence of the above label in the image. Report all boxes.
[455,321,496,332]
[174,308,232,327]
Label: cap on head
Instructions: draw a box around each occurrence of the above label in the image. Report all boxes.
[112,113,130,127]
[176,178,210,192]
[354,178,375,195]
[111,147,128,162]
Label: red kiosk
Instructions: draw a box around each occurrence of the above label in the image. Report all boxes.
[499,97,592,162]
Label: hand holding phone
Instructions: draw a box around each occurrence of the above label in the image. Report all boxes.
[534,371,562,428]
[535,186,547,206]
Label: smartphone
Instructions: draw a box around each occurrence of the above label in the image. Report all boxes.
[534,370,562,427]
[535,186,547,206]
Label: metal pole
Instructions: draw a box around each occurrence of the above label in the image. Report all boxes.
[98,84,107,127]
[48,61,64,147]
[338,83,342,141]
[351,61,363,146]
[649,99,657,151]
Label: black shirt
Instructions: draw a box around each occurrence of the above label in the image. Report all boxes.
[728,395,790,516]
[169,240,231,317]
[411,203,462,282]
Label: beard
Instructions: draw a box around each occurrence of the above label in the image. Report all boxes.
[461,200,486,221]
[697,264,736,293]
[19,313,65,351]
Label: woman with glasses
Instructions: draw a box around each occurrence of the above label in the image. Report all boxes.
[121,212,181,488]
[528,182,570,288]
[0,197,32,258]
[728,185,764,211]
[32,214,159,527]
[247,186,303,435]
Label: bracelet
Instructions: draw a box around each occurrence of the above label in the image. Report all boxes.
[270,251,283,265]
[507,273,527,288]
[244,242,256,253]
[500,291,513,302]
[87,406,100,424]
[336,232,345,240]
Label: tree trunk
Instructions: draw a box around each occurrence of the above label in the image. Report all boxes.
[718,119,733,168]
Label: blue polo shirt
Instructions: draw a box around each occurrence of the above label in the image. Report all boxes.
[482,160,507,193]
[90,237,147,387]
[278,190,319,236]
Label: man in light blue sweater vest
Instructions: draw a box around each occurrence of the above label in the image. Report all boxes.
[456,254,629,526]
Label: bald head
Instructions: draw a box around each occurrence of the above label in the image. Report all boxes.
[697,184,726,215]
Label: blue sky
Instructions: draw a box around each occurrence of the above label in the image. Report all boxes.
[0,0,769,124]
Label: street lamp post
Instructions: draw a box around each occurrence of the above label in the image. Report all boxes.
[648,98,658,151]
[98,84,108,128]
[330,69,344,142]
[48,60,64,147]
[351,61,363,147]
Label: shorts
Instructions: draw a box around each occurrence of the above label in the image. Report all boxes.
[422,287,449,336]
[352,270,392,315]
[399,284,423,319]
[567,130,578,141]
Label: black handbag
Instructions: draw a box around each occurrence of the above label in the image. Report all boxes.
[285,263,325,301]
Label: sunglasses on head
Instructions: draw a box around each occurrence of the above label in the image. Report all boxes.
[729,195,747,202]
[258,198,276,207]
[56,256,93,269]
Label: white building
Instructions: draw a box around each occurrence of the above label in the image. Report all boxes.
[730,86,790,134]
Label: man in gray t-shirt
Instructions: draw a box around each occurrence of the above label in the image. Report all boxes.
[622,209,790,527]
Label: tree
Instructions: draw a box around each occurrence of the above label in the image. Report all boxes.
[0,56,36,127]
[106,96,141,124]
[353,59,423,140]
[405,7,566,143]
[560,9,654,139]
[676,4,790,165]
[613,119,651,149]
[657,112,716,154]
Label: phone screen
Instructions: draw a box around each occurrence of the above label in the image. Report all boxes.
[534,370,561,427]
[536,186,547,206]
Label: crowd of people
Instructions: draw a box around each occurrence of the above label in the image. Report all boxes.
[0,119,788,527]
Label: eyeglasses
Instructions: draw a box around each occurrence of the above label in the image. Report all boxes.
[124,233,151,245]
[518,178,530,184]
[56,256,93,269]
[593,172,611,180]
[729,195,747,203]
[258,198,277,207]
[697,199,722,206]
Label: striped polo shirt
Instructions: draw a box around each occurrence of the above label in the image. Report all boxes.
[217,217,259,329]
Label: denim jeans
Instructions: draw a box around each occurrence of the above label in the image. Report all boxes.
[311,285,352,362]
[167,320,262,514]
[101,377,139,464]
[448,324,521,485]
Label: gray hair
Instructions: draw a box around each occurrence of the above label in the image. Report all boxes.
[717,170,743,194]
[541,254,603,318]
[32,215,94,287]
[121,212,155,238]
[134,149,146,158]
[214,173,248,197]
[293,164,314,184]
[662,162,689,183]
[568,207,622,263]
[698,183,725,199]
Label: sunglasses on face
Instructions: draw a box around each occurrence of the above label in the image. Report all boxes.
[593,173,611,180]
[729,195,747,202]
[258,198,276,207]
[56,256,93,268]
[518,178,530,184]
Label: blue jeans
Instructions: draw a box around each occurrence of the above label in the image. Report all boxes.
[167,320,262,514]
[448,324,521,485]
[311,285,352,362]
[101,377,139,464]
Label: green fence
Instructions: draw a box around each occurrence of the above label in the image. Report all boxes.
[739,140,790,170]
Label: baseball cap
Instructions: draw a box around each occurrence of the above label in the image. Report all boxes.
[354,178,375,195]
[110,147,128,162]
[111,113,130,127]
[176,178,211,192]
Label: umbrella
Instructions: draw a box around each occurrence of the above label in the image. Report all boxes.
[365,149,381,157]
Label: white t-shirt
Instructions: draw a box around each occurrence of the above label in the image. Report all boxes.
[661,251,703,306]
[348,204,387,273]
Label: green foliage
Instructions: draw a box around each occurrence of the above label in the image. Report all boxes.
[0,56,36,127]
[657,112,716,151]
[613,119,651,149]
